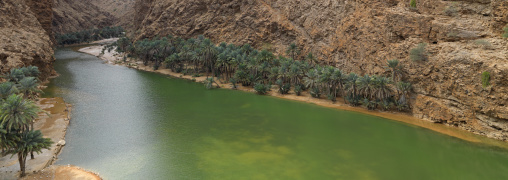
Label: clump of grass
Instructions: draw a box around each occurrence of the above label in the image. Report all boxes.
[481,71,490,88]
[410,43,428,62]
[473,39,492,50]
[443,3,458,16]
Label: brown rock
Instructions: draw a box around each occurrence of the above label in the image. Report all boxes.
[128,0,508,140]
[0,0,54,81]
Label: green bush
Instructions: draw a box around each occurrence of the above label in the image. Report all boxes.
[410,43,427,62]
[205,78,215,89]
[481,71,490,88]
[276,79,291,94]
[254,83,270,95]
[310,87,321,98]
[410,0,417,9]
[294,84,303,96]
[473,39,492,50]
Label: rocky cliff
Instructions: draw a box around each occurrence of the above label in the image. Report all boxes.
[0,0,55,81]
[132,0,508,140]
[52,0,116,34]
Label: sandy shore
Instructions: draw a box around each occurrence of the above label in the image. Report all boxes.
[20,165,101,180]
[79,41,508,149]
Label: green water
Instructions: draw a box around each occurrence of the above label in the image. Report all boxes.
[45,48,508,180]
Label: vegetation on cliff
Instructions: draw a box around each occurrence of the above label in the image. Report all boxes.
[0,66,53,177]
[503,24,508,38]
[55,26,124,46]
[106,36,413,112]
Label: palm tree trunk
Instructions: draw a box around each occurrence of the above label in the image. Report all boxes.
[18,153,26,177]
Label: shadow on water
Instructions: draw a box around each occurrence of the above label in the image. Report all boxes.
[44,48,508,180]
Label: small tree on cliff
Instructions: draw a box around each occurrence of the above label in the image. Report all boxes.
[410,0,417,9]
[410,43,428,62]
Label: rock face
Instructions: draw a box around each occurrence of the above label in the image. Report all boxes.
[0,0,55,81]
[132,0,508,140]
[52,0,116,34]
[89,0,136,31]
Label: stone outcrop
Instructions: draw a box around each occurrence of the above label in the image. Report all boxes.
[0,0,55,81]
[131,0,508,140]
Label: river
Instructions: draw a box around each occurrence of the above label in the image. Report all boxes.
[43,48,508,179]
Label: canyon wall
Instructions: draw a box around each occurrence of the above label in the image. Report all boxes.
[132,0,508,140]
[0,0,55,81]
[52,0,116,34]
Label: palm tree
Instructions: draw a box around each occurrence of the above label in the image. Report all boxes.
[0,94,40,132]
[358,75,375,99]
[11,130,52,177]
[304,69,319,90]
[6,68,25,83]
[201,39,218,77]
[385,59,403,82]
[345,73,359,104]
[0,82,18,100]
[373,76,392,101]
[24,66,40,79]
[17,77,42,100]
[257,50,275,64]
[286,43,300,60]
[330,68,345,99]
[305,52,317,66]
[396,81,412,110]
[0,124,15,156]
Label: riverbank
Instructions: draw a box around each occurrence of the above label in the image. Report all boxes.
[0,77,102,179]
[78,42,508,149]
[20,165,101,180]
[0,98,70,179]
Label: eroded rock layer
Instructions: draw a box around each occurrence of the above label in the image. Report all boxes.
[0,0,55,81]
[132,0,508,140]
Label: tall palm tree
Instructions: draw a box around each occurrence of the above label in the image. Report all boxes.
[201,39,218,77]
[385,59,403,82]
[358,75,375,99]
[345,73,360,105]
[0,94,40,132]
[11,130,52,177]
[396,81,412,107]
[373,76,392,101]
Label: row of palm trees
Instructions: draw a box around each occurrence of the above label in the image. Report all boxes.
[0,66,53,177]
[109,36,412,112]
